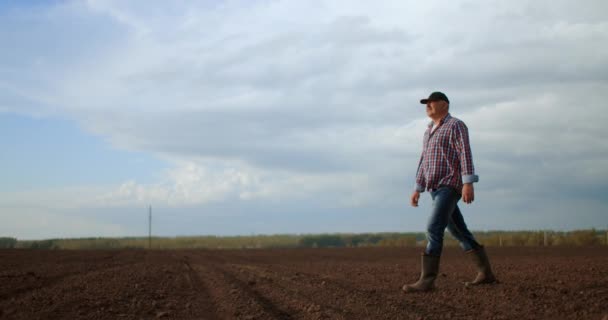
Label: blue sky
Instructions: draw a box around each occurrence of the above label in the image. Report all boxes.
[1,0,607,239]
[0,113,166,191]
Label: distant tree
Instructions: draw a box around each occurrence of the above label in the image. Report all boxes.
[0,237,17,248]
[298,235,346,248]
[28,240,57,249]
[317,235,346,247]
[570,229,600,246]
[298,236,318,248]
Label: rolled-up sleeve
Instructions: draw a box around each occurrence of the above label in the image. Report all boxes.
[453,121,479,184]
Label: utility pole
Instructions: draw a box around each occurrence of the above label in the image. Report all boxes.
[544,231,548,247]
[148,205,152,249]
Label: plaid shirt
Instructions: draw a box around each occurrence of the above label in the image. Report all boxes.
[415,113,479,193]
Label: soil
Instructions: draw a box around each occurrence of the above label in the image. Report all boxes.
[0,247,606,319]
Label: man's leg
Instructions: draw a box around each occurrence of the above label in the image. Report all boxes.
[403,187,459,293]
[465,245,498,286]
[446,205,481,251]
[446,204,498,285]
[425,187,460,256]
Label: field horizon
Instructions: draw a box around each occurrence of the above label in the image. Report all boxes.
[2,229,607,250]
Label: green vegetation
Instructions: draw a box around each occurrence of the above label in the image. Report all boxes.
[3,229,606,250]
[0,237,18,248]
[299,233,418,248]
[14,235,300,250]
[469,230,606,247]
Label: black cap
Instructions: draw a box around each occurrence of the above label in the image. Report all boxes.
[420,92,449,104]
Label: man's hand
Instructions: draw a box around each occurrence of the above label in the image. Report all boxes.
[462,183,474,204]
[410,191,421,207]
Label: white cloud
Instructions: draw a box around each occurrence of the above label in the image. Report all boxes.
[1,0,607,238]
[93,159,387,208]
[0,158,386,209]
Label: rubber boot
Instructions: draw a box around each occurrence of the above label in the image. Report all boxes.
[402,254,440,293]
[465,246,498,286]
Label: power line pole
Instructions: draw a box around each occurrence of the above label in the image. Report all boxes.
[148,205,152,249]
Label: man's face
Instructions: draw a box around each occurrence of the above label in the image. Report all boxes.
[426,100,448,118]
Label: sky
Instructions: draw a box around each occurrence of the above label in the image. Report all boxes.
[1,0,607,240]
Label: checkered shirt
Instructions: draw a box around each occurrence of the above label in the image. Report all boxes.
[415,113,479,193]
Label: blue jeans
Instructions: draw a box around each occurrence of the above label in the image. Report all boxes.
[425,186,481,256]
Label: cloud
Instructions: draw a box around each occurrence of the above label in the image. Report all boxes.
[1,0,607,238]
[90,159,390,209]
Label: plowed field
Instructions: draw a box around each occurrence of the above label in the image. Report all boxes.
[0,247,606,319]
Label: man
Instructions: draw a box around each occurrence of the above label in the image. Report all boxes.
[403,91,497,293]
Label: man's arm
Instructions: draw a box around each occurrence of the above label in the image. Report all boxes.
[453,121,478,203]
[414,154,426,193]
[411,153,426,207]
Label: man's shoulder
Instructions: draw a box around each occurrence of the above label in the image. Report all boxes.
[444,115,467,127]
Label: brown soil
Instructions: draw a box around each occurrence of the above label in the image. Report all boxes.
[0,247,606,319]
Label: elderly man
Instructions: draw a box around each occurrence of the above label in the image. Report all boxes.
[403,92,497,293]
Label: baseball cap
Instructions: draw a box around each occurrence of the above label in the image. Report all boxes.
[420,92,449,104]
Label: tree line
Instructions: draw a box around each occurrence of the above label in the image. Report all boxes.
[1,229,606,250]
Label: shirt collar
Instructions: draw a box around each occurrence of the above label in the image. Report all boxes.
[427,113,452,128]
